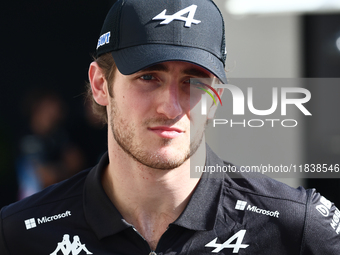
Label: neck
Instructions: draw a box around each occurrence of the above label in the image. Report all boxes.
[102,132,206,250]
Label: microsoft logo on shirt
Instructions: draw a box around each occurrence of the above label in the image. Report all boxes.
[235,200,280,218]
[24,210,71,230]
[24,218,37,230]
[235,200,248,211]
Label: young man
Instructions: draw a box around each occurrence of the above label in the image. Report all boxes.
[1,0,339,254]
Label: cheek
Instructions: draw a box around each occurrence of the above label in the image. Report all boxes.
[118,89,155,117]
[189,103,208,128]
[189,93,214,117]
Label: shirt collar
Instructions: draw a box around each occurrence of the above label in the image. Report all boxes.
[83,145,225,239]
[172,145,224,231]
[84,152,131,240]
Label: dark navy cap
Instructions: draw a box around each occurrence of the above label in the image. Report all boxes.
[96,0,227,84]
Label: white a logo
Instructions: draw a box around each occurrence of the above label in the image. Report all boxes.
[152,4,201,27]
[205,230,249,253]
[50,234,93,255]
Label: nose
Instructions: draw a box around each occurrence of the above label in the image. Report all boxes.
[156,82,183,119]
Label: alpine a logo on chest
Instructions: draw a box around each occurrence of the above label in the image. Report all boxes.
[205,230,249,253]
[152,4,201,27]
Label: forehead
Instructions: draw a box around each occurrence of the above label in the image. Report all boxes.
[136,61,214,78]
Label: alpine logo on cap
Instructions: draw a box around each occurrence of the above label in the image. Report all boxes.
[152,4,201,28]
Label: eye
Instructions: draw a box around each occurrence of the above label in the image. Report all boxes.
[140,74,156,81]
[135,74,161,92]
[189,79,207,89]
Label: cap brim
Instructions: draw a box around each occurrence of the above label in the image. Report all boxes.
[111,44,227,84]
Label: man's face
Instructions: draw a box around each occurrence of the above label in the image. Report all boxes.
[108,61,215,170]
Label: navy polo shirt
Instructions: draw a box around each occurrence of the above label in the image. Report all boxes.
[1,145,340,254]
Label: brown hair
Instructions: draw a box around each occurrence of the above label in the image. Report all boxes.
[86,53,116,124]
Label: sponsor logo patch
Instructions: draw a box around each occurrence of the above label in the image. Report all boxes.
[50,234,92,255]
[205,230,249,253]
[235,200,247,211]
[316,196,340,234]
[235,200,280,218]
[96,32,111,49]
[152,4,201,27]
[316,196,332,217]
[24,210,71,230]
[24,218,37,230]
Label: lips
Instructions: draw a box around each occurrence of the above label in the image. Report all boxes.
[148,126,184,139]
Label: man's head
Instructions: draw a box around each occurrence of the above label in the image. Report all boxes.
[88,0,226,169]
[88,0,227,124]
[96,0,227,84]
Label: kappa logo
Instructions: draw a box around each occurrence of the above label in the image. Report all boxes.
[205,230,249,253]
[152,4,201,28]
[50,234,93,255]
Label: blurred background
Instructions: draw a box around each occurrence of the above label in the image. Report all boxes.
[0,0,340,207]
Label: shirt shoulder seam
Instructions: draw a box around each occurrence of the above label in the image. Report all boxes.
[224,184,307,206]
[1,193,83,220]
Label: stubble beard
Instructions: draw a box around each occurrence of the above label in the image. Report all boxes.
[109,98,206,170]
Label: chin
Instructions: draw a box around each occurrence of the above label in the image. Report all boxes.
[136,147,190,170]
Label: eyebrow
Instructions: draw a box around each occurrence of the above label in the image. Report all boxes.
[138,63,212,78]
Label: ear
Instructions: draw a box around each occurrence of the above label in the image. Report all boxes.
[88,62,110,106]
[207,88,224,119]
